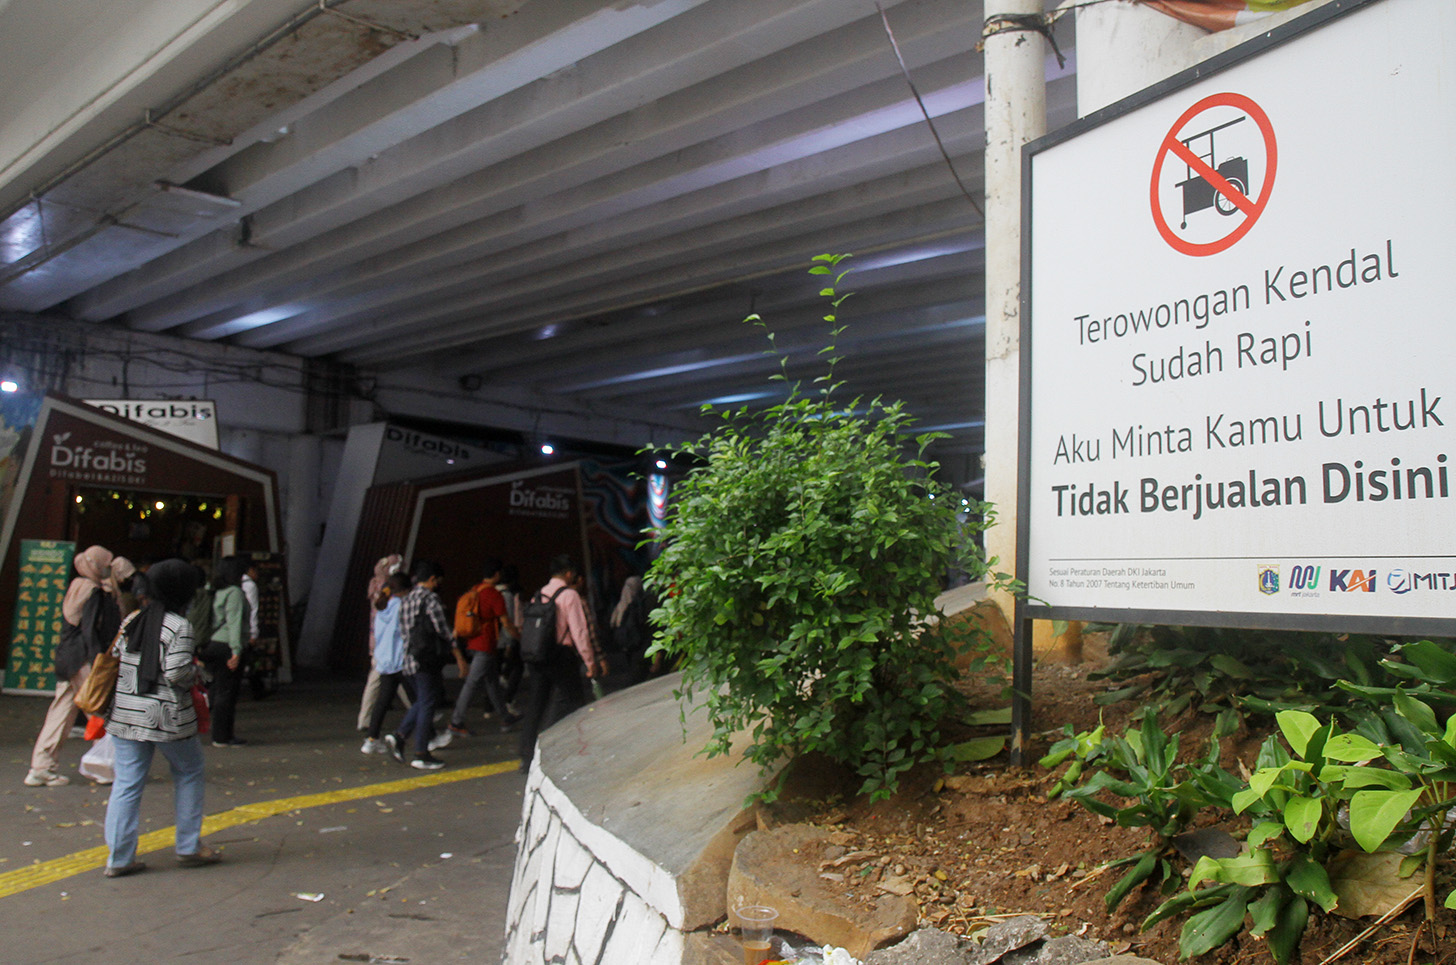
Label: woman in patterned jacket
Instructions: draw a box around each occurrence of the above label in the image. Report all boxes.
[102,558,220,878]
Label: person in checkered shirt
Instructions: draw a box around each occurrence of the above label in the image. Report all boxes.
[384,560,454,770]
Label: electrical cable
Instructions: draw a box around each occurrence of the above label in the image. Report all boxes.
[875,3,985,219]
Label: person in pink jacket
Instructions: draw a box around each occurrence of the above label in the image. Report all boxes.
[516,554,605,770]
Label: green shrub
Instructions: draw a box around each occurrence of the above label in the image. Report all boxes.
[644,255,994,802]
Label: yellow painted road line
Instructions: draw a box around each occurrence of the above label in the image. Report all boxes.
[0,759,519,899]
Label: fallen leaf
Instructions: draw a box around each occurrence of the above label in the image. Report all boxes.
[1329,850,1419,918]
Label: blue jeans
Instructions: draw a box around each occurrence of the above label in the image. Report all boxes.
[105,735,206,869]
[396,670,442,756]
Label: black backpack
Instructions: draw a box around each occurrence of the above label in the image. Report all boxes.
[518,587,566,663]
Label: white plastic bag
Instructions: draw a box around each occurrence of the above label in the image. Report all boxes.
[79,734,116,784]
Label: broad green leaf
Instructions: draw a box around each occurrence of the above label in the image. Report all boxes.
[1285,854,1338,912]
[1394,640,1456,683]
[1322,733,1384,763]
[1247,886,1286,936]
[1248,821,1285,847]
[946,736,1005,762]
[1179,886,1252,958]
[1337,767,1411,791]
[964,707,1012,726]
[1209,653,1255,678]
[1283,795,1323,843]
[1266,894,1309,965]
[1277,710,1322,758]
[1395,691,1439,735]
[1247,765,1287,801]
[1190,850,1277,887]
[1348,788,1425,852]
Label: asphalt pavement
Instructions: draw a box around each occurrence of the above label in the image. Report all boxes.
[0,674,526,965]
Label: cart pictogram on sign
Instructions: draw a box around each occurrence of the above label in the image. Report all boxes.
[1150,92,1277,256]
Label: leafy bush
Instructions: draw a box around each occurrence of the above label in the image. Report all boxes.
[1088,625,1448,722]
[645,255,994,802]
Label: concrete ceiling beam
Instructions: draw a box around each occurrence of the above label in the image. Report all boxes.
[234,134,986,350]
[329,197,983,364]
[76,0,950,325]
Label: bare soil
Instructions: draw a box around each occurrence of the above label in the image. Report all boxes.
[787,643,1455,965]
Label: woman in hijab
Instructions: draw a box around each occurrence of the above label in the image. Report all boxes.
[25,545,123,788]
[103,558,218,878]
[609,576,651,685]
[357,553,409,732]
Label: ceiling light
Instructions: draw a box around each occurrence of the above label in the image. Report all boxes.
[540,443,555,456]
[655,459,667,470]
[0,379,18,393]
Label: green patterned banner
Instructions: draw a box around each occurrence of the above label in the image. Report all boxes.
[3,540,76,695]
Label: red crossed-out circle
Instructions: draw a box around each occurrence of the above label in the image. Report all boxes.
[1150,91,1277,257]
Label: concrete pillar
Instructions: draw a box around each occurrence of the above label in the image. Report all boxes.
[981,0,1047,619]
[285,434,322,603]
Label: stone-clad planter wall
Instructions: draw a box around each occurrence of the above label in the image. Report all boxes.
[502,674,763,965]
[504,763,682,965]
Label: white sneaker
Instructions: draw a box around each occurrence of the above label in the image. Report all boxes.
[24,769,69,787]
[427,730,453,752]
[360,737,384,755]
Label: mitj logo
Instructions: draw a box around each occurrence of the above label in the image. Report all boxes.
[1328,569,1376,593]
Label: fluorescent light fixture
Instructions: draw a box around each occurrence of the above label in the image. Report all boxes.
[214,305,302,335]
[0,379,17,393]
[655,459,667,470]
[540,443,555,456]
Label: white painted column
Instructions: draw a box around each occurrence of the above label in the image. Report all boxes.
[1074,3,1205,117]
[981,0,1047,618]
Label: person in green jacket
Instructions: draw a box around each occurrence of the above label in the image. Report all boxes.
[206,556,251,747]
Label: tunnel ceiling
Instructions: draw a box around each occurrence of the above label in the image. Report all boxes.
[0,0,1080,471]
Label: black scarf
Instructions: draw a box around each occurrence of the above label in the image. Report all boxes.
[125,560,200,694]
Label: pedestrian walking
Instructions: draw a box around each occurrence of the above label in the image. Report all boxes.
[357,554,409,729]
[385,560,454,770]
[449,557,521,736]
[361,572,414,754]
[517,555,606,771]
[25,545,124,787]
[609,576,652,685]
[497,564,525,713]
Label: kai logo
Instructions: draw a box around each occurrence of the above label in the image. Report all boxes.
[1257,564,1279,595]
[1329,569,1376,593]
